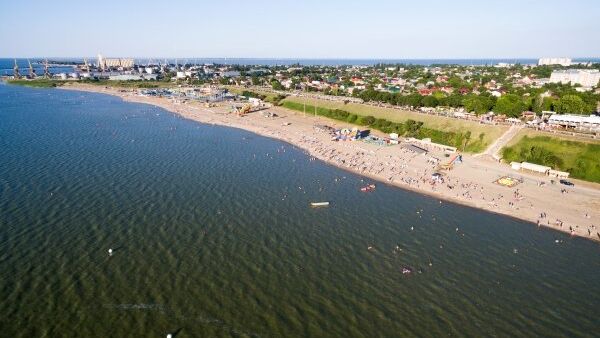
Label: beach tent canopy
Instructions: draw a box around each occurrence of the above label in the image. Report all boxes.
[549,169,570,178]
[520,162,551,174]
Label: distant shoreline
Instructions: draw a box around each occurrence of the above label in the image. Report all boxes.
[3,57,600,67]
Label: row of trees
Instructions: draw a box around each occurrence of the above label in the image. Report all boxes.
[356,88,597,117]
[502,145,563,169]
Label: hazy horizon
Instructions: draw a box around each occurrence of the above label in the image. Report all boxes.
[2,56,600,60]
[1,0,599,59]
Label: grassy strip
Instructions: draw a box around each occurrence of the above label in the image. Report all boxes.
[76,79,172,88]
[6,79,68,87]
[281,101,486,152]
[502,135,600,183]
[7,78,173,89]
[282,96,506,151]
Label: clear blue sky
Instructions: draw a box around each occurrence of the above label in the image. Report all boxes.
[1,0,599,58]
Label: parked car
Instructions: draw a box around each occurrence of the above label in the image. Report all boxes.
[559,179,574,186]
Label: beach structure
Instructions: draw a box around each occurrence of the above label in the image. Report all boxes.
[511,161,561,176]
[518,162,551,175]
[549,169,570,179]
[510,162,521,170]
[495,176,521,187]
[547,114,600,133]
[402,144,428,155]
[511,162,570,178]
[438,153,462,171]
[407,137,457,153]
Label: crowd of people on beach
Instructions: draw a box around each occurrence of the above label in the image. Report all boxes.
[292,127,599,241]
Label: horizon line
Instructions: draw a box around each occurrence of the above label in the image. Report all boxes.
[3,56,600,60]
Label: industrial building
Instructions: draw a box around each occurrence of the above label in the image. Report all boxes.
[108,74,158,81]
[97,54,135,70]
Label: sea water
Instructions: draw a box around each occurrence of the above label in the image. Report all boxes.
[0,84,598,337]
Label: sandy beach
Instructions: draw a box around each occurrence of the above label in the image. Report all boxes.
[63,84,600,242]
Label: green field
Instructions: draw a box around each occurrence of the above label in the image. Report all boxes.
[6,79,68,87]
[282,101,486,152]
[77,79,173,88]
[281,96,507,153]
[502,133,600,183]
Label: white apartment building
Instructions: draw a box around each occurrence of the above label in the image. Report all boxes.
[549,69,600,88]
[538,57,572,66]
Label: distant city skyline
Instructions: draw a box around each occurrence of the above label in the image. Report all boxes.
[1,0,599,58]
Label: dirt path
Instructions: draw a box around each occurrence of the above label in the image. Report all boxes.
[476,124,523,160]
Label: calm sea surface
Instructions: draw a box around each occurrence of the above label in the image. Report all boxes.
[0,84,599,337]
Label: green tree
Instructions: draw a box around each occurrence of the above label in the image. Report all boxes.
[527,146,563,168]
[493,94,525,117]
[404,119,423,137]
[359,115,376,125]
[532,95,544,114]
[421,95,439,107]
[271,79,284,90]
[554,94,591,114]
[531,65,553,78]
[463,95,493,115]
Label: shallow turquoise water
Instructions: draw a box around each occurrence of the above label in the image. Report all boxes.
[0,84,599,337]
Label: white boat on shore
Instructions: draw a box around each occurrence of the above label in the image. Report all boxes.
[310,201,330,207]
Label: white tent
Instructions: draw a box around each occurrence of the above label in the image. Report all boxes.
[520,162,550,174]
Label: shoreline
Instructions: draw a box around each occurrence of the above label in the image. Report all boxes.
[60,83,600,243]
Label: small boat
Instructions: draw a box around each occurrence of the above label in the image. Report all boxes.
[402,267,412,274]
[310,201,330,207]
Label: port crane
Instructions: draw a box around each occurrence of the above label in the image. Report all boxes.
[43,59,50,78]
[83,58,90,73]
[27,59,36,78]
[13,59,20,79]
[159,59,168,73]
